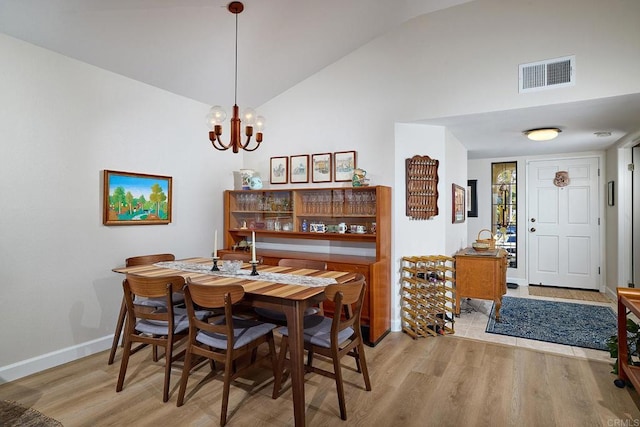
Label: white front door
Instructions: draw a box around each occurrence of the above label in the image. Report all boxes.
[527,157,600,289]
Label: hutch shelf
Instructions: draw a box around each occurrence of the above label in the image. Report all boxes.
[222,185,391,345]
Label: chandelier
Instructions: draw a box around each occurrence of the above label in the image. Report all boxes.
[207,1,264,153]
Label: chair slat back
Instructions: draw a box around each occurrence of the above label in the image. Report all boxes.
[126,253,175,267]
[183,281,246,348]
[325,274,366,332]
[123,275,185,325]
[278,258,327,270]
[185,281,245,308]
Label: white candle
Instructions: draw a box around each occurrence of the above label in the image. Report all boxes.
[213,230,218,258]
[251,231,257,263]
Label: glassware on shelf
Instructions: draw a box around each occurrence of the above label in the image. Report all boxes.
[354,192,363,215]
[302,193,310,214]
[369,191,376,215]
[309,193,318,214]
[333,190,344,215]
[345,190,354,214]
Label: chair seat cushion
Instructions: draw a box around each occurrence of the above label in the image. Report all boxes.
[196,317,276,349]
[254,306,320,322]
[136,308,210,335]
[279,316,354,348]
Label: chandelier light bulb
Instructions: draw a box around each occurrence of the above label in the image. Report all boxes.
[207,106,227,127]
[255,115,265,132]
[242,107,257,126]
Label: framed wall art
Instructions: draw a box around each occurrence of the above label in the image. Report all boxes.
[270,156,288,184]
[467,179,478,218]
[452,183,465,224]
[290,154,309,183]
[608,180,615,206]
[103,170,172,225]
[334,150,356,182]
[311,153,332,183]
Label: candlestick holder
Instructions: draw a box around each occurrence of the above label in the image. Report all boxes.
[250,261,259,276]
[211,257,220,272]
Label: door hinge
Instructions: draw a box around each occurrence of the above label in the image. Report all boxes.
[598,267,601,274]
[598,168,600,176]
[598,218,600,225]
[630,163,635,171]
[630,282,636,288]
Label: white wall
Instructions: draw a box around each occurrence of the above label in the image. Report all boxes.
[605,145,620,296]
[0,34,241,379]
[391,124,467,330]
[445,130,468,255]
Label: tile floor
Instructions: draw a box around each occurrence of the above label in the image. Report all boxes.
[452,285,616,363]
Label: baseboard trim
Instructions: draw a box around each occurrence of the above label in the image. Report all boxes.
[0,336,112,383]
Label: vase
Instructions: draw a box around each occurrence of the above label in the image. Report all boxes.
[239,169,254,190]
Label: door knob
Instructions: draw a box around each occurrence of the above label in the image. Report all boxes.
[530,227,536,232]
[530,218,536,222]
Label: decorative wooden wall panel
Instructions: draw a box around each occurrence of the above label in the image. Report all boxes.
[405,155,439,220]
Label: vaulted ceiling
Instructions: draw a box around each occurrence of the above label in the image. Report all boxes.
[2,0,639,159]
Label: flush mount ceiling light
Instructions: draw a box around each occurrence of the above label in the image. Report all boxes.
[523,128,562,141]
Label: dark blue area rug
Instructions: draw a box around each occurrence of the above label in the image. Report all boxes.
[485,296,616,350]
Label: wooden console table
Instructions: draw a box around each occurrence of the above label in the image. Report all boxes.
[616,288,640,388]
[454,247,507,320]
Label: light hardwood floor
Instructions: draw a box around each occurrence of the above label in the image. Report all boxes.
[1,327,639,426]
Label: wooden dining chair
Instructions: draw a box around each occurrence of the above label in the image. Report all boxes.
[176,280,278,426]
[108,253,178,365]
[272,273,371,420]
[116,275,210,402]
[254,258,327,324]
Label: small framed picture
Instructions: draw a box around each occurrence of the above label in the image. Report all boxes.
[290,154,309,183]
[608,180,615,206]
[311,153,332,183]
[334,151,356,182]
[270,156,288,184]
[452,183,465,224]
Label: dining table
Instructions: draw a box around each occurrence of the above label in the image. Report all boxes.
[113,256,358,427]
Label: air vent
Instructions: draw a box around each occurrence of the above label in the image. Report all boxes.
[519,55,575,93]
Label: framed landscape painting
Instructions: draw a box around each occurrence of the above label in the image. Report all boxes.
[290,154,309,183]
[311,153,332,183]
[334,150,356,182]
[103,170,172,225]
[270,156,288,184]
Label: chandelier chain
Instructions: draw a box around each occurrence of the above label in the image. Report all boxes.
[234,11,238,106]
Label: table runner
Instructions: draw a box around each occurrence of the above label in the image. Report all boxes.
[154,261,337,288]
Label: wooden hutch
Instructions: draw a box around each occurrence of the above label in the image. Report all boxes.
[221,186,391,345]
